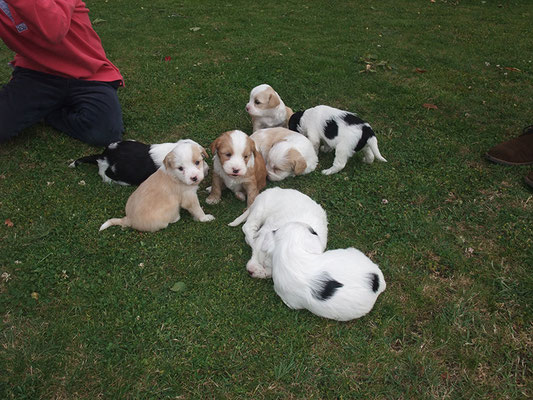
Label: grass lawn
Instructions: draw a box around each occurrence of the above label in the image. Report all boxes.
[1,0,532,398]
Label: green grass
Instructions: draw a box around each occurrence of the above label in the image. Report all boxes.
[1,0,532,398]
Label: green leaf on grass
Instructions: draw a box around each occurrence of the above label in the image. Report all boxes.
[170,282,186,293]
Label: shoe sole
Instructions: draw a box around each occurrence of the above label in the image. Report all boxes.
[525,174,533,189]
[485,153,533,166]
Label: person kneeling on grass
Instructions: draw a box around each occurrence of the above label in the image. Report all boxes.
[0,0,124,146]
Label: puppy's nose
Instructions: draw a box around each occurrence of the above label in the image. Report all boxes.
[232,168,240,174]
[191,176,198,182]
[245,104,250,112]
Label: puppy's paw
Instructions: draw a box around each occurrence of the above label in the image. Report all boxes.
[199,214,215,222]
[235,192,246,202]
[205,195,220,205]
[246,261,270,279]
[321,167,340,175]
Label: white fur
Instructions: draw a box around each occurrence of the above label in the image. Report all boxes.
[148,142,184,167]
[265,221,386,321]
[229,187,327,279]
[252,129,318,181]
[294,105,386,175]
[246,84,291,132]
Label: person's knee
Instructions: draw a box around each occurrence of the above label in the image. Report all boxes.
[79,119,123,146]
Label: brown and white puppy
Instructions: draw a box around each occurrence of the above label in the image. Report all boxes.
[99,139,214,232]
[245,84,293,132]
[206,130,267,207]
[251,127,318,181]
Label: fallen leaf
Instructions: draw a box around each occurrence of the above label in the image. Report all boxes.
[189,27,201,32]
[92,18,106,25]
[504,66,520,72]
[170,282,186,293]
[31,292,39,300]
[5,219,14,227]
[423,103,438,110]
[415,68,427,73]
[164,56,171,62]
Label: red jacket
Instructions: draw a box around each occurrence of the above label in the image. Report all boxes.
[0,0,123,83]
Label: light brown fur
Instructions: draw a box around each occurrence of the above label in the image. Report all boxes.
[100,146,212,232]
[207,131,267,208]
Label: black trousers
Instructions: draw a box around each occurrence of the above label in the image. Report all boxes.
[0,67,123,146]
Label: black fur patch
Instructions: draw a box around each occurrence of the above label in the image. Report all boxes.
[369,273,380,293]
[288,111,304,132]
[354,125,375,152]
[343,112,364,125]
[323,119,338,139]
[312,273,344,301]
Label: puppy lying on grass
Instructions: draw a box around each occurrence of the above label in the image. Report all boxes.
[99,139,214,232]
[264,221,386,321]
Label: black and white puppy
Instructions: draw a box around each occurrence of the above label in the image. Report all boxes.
[69,140,184,186]
[264,221,386,321]
[288,105,387,175]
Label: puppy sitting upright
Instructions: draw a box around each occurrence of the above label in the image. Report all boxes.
[251,127,318,181]
[289,105,387,175]
[99,139,214,232]
[246,84,293,132]
[206,130,267,208]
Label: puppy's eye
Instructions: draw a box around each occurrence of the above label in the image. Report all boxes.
[195,160,200,166]
[225,153,232,157]
[243,155,249,159]
[178,166,184,171]
[254,100,261,105]
[308,227,318,236]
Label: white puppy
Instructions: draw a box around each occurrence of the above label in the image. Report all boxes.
[288,105,387,175]
[229,187,327,279]
[251,127,318,181]
[246,84,293,132]
[99,139,214,232]
[264,221,386,321]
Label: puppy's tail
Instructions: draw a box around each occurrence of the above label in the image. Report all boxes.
[367,136,387,163]
[69,154,100,168]
[99,217,129,231]
[228,208,250,227]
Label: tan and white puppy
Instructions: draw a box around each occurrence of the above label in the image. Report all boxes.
[99,139,214,232]
[246,84,294,132]
[206,130,267,207]
[251,127,318,181]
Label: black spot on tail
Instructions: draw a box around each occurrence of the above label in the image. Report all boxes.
[288,111,304,132]
[312,273,344,301]
[343,112,364,125]
[369,273,380,293]
[354,125,375,152]
[324,119,338,139]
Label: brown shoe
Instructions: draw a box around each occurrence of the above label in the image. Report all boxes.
[486,125,533,165]
[525,171,533,189]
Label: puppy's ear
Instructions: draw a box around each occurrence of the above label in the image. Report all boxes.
[210,137,221,156]
[199,145,209,159]
[288,111,304,132]
[163,151,176,170]
[287,149,307,175]
[268,92,280,108]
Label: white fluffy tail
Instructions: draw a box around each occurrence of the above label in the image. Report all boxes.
[368,136,387,162]
[228,208,250,227]
[99,217,129,231]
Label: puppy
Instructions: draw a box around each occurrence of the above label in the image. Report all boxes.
[265,221,386,321]
[288,105,387,175]
[246,84,293,132]
[69,140,181,186]
[206,130,267,208]
[251,127,318,181]
[229,187,327,279]
[99,139,214,232]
